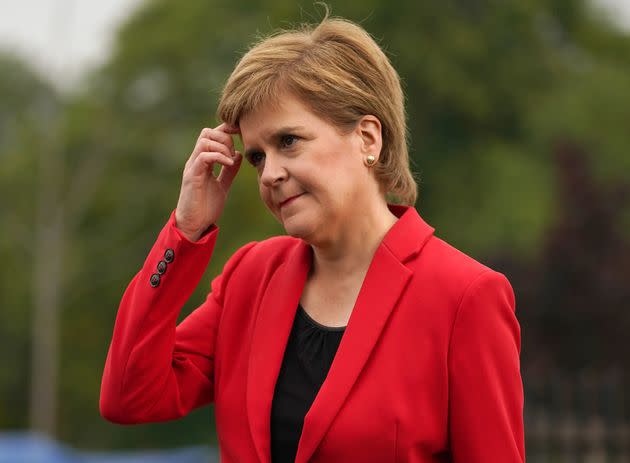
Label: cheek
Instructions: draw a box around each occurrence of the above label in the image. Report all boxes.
[259,184,275,210]
[259,183,268,201]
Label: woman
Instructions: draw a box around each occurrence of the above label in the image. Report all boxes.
[100,15,525,463]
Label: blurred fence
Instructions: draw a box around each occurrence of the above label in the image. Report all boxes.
[525,368,630,462]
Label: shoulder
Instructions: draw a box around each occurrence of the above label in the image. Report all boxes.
[223,234,302,277]
[384,205,507,293]
[423,235,492,278]
[241,234,301,263]
[409,233,512,306]
[209,234,303,301]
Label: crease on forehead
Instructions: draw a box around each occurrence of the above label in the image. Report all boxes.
[237,92,283,144]
[239,92,311,145]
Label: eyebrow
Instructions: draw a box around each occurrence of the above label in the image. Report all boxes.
[244,125,306,158]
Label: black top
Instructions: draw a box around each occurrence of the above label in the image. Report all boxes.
[270,304,346,463]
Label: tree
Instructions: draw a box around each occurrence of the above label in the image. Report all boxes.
[0,52,61,432]
[2,0,630,449]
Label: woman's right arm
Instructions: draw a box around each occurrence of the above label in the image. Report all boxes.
[100,124,245,423]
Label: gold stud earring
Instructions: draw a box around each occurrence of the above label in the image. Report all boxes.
[365,155,376,167]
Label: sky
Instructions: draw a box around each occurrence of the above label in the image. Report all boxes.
[0,0,629,94]
[0,0,145,93]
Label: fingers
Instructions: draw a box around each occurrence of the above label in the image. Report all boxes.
[190,124,234,160]
[185,124,242,184]
[190,151,235,178]
[218,150,243,190]
[198,126,235,149]
[216,122,240,135]
[198,123,240,149]
[198,139,233,160]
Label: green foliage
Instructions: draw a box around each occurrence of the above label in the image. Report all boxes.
[1,0,629,450]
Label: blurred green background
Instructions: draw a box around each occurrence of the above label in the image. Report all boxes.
[1,0,629,460]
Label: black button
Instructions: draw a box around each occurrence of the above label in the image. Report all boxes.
[150,274,160,287]
[164,248,175,263]
[157,260,167,274]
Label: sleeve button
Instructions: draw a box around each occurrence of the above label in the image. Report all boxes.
[150,274,161,287]
[164,248,175,263]
[157,260,167,274]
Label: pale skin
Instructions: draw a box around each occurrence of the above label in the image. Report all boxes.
[175,93,398,327]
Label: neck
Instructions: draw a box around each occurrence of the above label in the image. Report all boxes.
[308,198,398,281]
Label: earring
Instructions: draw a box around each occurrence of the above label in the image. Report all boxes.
[365,155,376,167]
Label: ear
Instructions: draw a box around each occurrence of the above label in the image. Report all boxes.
[355,115,382,158]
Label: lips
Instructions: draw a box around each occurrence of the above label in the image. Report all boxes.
[279,193,305,208]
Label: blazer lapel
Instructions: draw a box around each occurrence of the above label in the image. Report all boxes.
[247,205,435,463]
[247,241,311,463]
[294,245,412,463]
[294,205,435,463]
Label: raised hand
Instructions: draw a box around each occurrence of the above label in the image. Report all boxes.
[175,123,242,241]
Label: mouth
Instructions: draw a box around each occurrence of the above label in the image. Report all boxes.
[279,193,305,208]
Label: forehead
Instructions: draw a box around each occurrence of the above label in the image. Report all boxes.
[238,94,321,143]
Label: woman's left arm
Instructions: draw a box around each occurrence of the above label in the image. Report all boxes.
[448,270,525,462]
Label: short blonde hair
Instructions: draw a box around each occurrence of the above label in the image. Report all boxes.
[217,15,417,205]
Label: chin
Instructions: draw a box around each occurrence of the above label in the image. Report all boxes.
[281,214,318,241]
[282,221,314,240]
[276,199,324,242]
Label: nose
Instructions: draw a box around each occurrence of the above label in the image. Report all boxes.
[260,152,287,187]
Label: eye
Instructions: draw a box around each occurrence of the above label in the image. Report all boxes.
[247,151,265,167]
[280,134,299,149]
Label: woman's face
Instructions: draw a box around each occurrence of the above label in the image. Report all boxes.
[239,93,379,244]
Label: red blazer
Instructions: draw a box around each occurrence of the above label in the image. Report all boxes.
[100,204,525,462]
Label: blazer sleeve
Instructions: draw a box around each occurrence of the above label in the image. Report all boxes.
[448,270,525,462]
[99,210,256,424]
